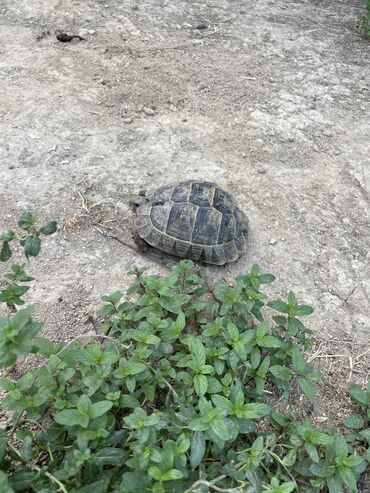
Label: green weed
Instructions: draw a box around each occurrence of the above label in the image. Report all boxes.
[360,0,370,36]
[0,214,368,492]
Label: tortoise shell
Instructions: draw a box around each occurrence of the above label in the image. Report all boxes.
[136,180,248,265]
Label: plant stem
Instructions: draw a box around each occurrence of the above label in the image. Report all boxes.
[264,449,300,492]
[8,442,68,492]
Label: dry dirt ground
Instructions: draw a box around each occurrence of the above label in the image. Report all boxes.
[0,0,369,425]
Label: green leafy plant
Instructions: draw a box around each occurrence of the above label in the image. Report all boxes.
[360,0,370,36]
[0,215,368,492]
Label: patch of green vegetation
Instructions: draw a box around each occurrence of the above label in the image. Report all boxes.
[0,214,368,492]
[360,0,370,36]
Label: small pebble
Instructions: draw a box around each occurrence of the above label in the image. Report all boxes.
[88,29,96,35]
[334,149,341,155]
[257,167,267,174]
[122,117,133,123]
[322,129,334,137]
[143,107,155,116]
[169,104,177,111]
[270,238,277,245]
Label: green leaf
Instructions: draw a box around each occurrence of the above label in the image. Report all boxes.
[287,317,304,336]
[143,334,161,345]
[161,442,174,470]
[282,449,297,467]
[242,403,270,419]
[211,394,234,414]
[207,377,223,394]
[54,409,84,427]
[148,466,162,481]
[188,337,206,367]
[295,305,314,316]
[20,436,33,462]
[0,284,30,305]
[90,400,113,418]
[159,294,190,314]
[344,414,364,430]
[334,434,348,459]
[257,356,270,378]
[8,469,36,491]
[349,384,368,405]
[251,346,261,369]
[256,321,269,338]
[101,290,123,305]
[259,273,275,284]
[210,417,229,440]
[24,235,41,257]
[360,428,370,440]
[0,230,15,242]
[40,221,57,235]
[174,311,185,331]
[0,377,15,391]
[267,300,289,313]
[177,436,190,454]
[0,471,15,493]
[342,455,365,467]
[309,461,330,478]
[10,306,34,330]
[277,482,296,493]
[262,335,281,348]
[270,365,291,381]
[0,241,12,261]
[94,447,126,466]
[288,291,296,306]
[338,466,357,492]
[273,315,287,325]
[298,377,316,400]
[309,430,333,445]
[305,441,319,463]
[77,395,91,415]
[113,362,146,378]
[292,348,306,373]
[18,212,37,230]
[194,374,208,396]
[227,322,240,341]
[188,417,208,432]
[33,337,57,357]
[160,469,183,481]
[190,431,205,469]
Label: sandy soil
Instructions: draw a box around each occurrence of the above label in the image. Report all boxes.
[0,0,369,423]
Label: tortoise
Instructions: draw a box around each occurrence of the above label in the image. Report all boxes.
[134,180,248,265]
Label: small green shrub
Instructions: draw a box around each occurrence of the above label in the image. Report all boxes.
[0,214,368,492]
[360,0,370,36]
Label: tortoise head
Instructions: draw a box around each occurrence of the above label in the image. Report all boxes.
[129,190,148,211]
